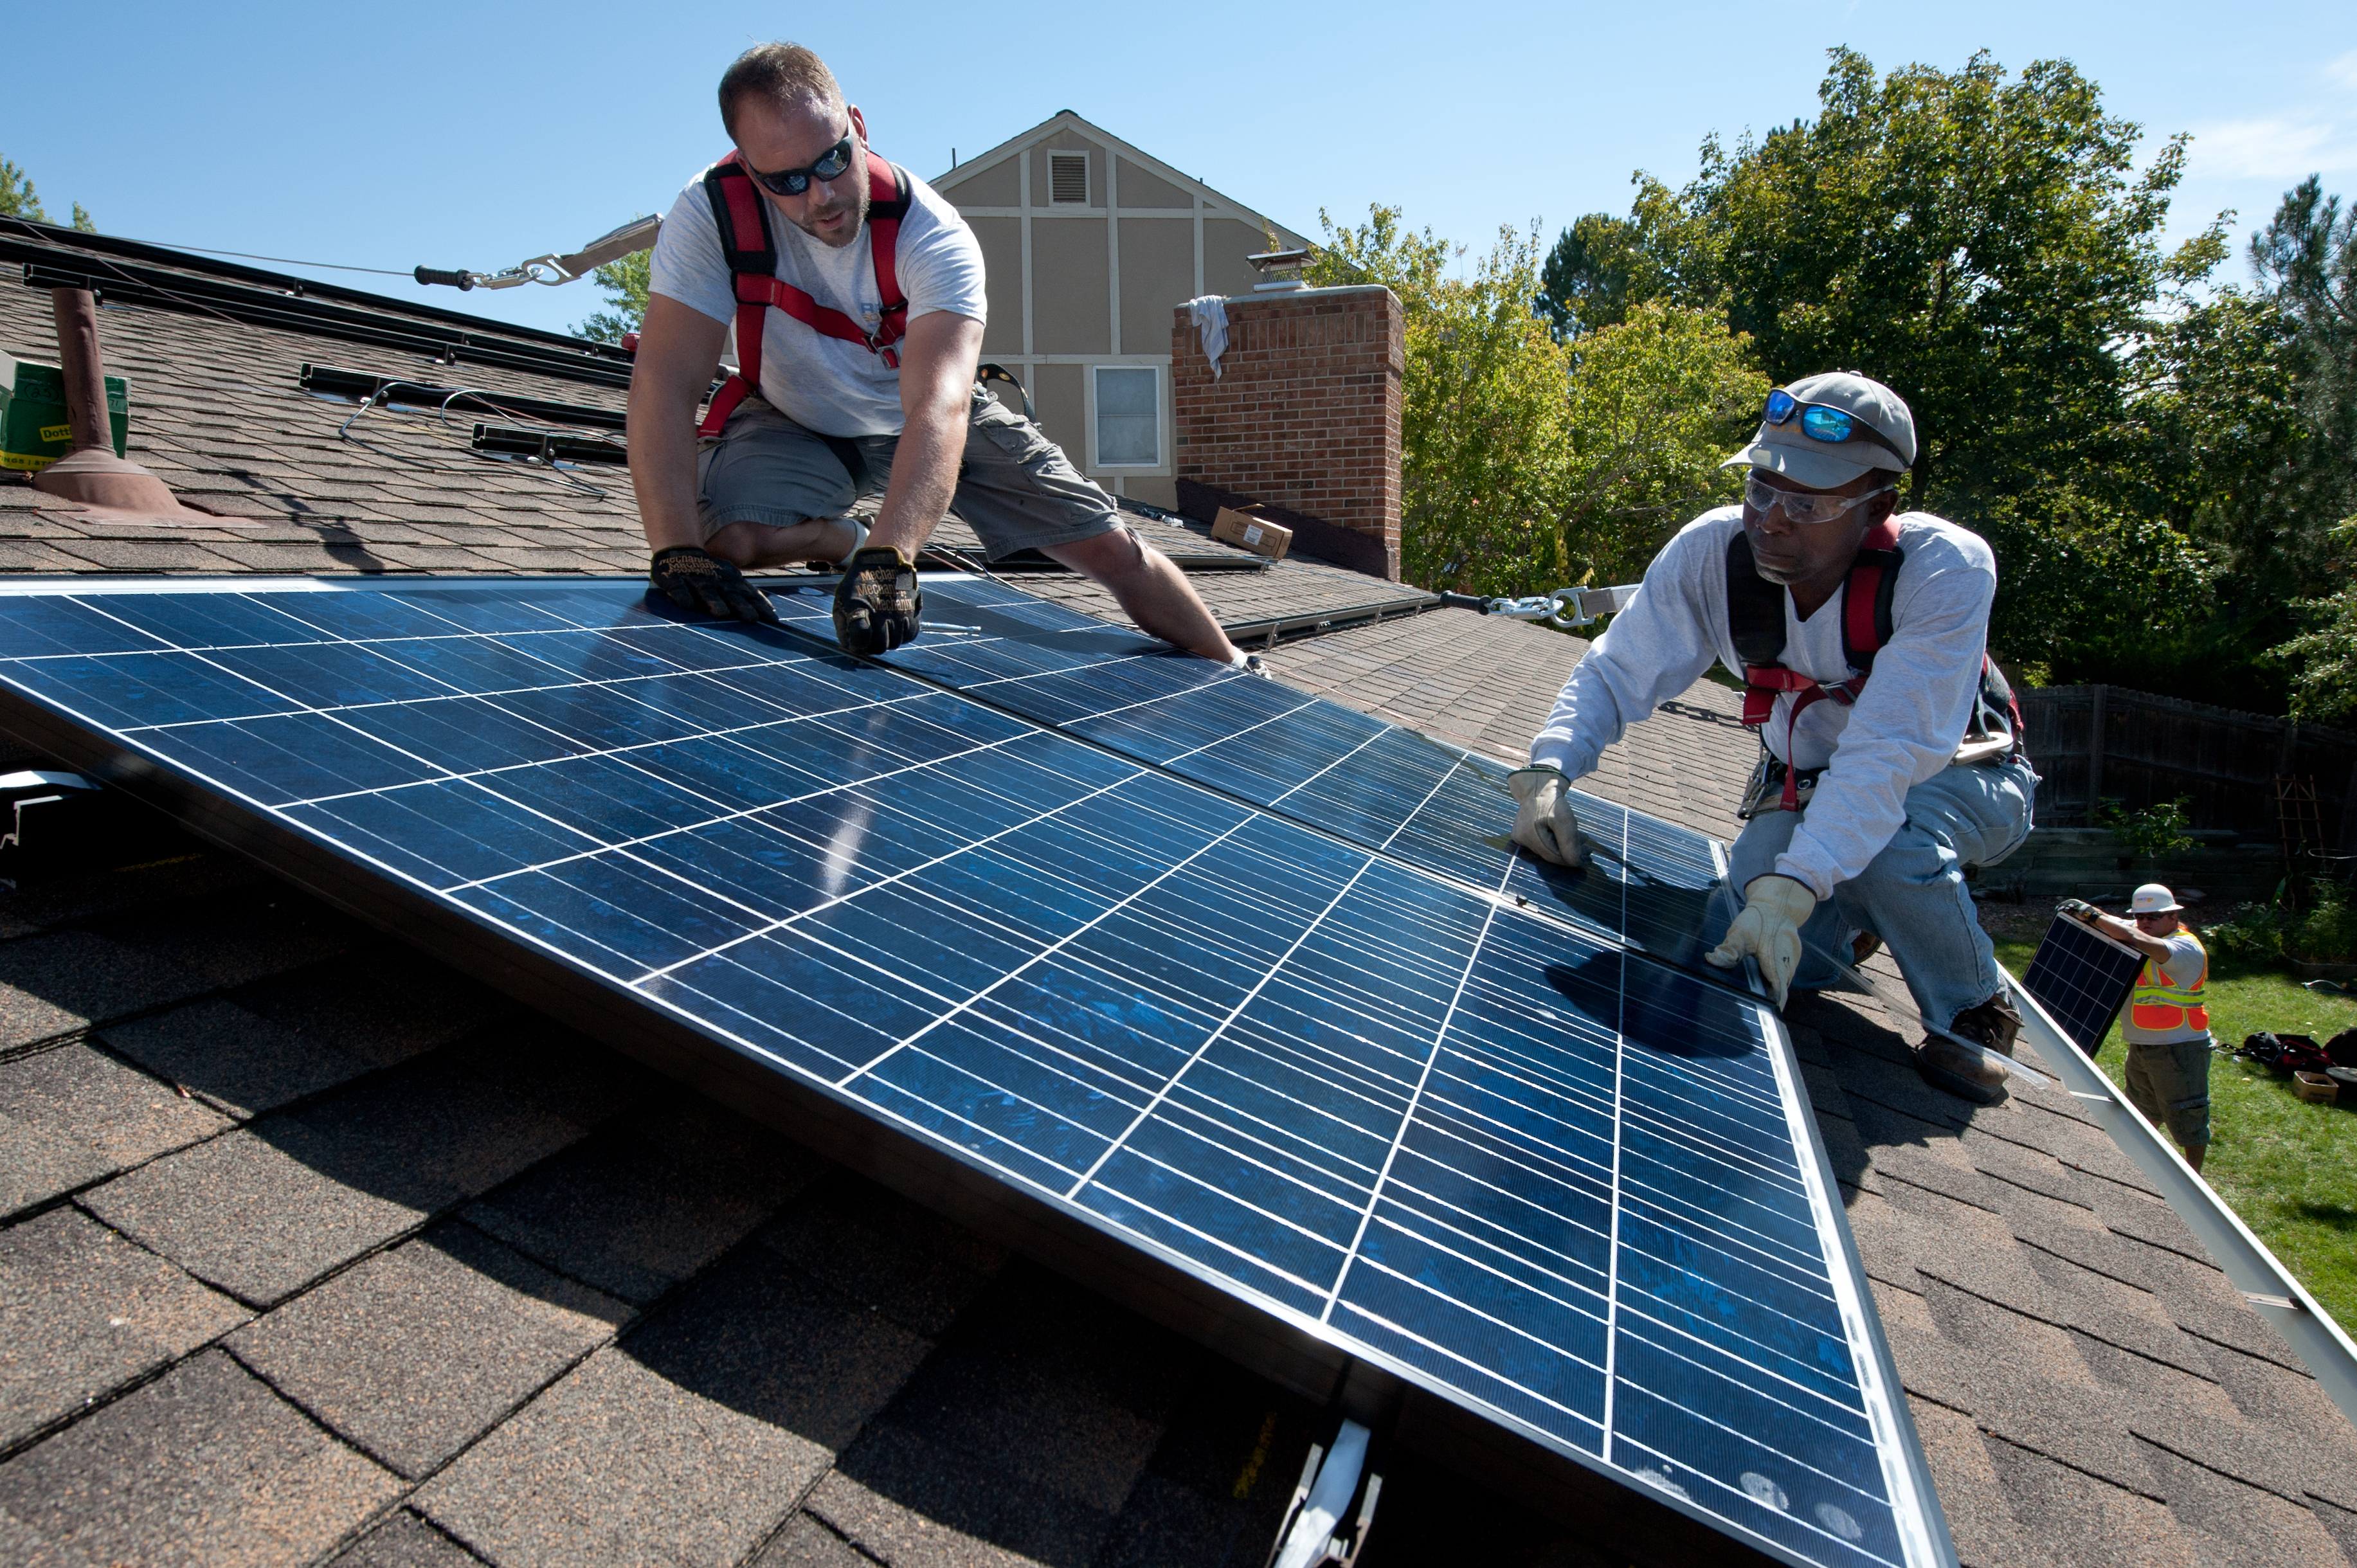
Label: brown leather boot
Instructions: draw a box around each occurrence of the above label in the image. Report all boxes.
[1915,993,2023,1104]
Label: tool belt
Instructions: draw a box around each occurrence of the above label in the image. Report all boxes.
[1737,742,2017,822]
[1738,757,1823,820]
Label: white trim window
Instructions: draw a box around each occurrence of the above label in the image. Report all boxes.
[1089,364,1162,469]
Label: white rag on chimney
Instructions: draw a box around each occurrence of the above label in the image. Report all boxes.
[1186,296,1229,379]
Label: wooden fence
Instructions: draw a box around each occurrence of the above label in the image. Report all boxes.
[2016,684,2357,850]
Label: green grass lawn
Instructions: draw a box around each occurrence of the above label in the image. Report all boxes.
[1994,939,2357,1335]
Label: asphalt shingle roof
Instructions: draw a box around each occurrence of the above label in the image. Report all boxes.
[4,236,2355,1567]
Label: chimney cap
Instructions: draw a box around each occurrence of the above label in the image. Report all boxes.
[1247,249,1312,273]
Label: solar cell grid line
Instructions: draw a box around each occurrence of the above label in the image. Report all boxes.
[827,574,1728,969]
[1053,729,1503,1204]
[2019,915,2147,1054]
[0,575,1949,1568]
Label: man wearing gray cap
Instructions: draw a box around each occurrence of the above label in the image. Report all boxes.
[1511,372,2036,1102]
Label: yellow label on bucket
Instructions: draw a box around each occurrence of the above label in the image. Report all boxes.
[38,422,69,444]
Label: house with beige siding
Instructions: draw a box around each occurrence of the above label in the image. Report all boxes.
[930,112,1310,509]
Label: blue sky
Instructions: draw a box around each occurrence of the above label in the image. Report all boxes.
[8,1,2355,337]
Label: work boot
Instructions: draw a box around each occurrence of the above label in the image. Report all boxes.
[1850,930,1883,966]
[1915,992,2023,1105]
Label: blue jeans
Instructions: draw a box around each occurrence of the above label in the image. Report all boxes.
[1723,756,2037,1029]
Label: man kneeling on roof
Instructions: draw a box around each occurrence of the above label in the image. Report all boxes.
[1510,372,2037,1103]
[627,42,1248,667]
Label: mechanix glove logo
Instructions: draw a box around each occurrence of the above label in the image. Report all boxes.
[832,545,923,655]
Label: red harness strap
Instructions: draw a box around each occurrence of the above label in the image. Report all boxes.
[1738,518,1901,811]
[698,149,912,439]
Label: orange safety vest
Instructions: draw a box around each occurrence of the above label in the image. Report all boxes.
[2128,930,2208,1034]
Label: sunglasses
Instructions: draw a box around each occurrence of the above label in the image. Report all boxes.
[746,127,858,195]
[1763,388,1909,461]
[1743,473,1895,525]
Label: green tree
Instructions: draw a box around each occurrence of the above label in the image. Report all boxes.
[0,156,95,230]
[1558,300,1766,581]
[574,246,651,343]
[1307,206,1576,595]
[1539,48,2339,703]
[1970,488,2223,683]
[1538,213,1650,342]
[2250,177,2357,554]
[2277,517,2357,724]
[1,155,46,221]
[1673,49,2210,512]
[1536,177,1705,343]
[2132,289,2313,584]
[1306,207,1763,599]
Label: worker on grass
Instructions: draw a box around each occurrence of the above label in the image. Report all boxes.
[2068,885,2212,1170]
[1510,373,2038,1103]
[627,42,1249,667]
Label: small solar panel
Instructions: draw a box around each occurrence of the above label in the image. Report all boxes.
[773,577,1729,972]
[0,575,1947,1567]
[2019,914,2146,1054]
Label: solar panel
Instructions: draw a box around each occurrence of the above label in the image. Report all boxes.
[767,576,1728,972]
[2019,914,2145,1054]
[0,575,1946,1568]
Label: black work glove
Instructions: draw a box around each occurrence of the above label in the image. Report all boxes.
[832,546,923,654]
[649,546,778,624]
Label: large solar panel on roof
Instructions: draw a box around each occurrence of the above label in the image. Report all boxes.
[768,576,1728,972]
[0,574,1947,1568]
[2019,914,2146,1054]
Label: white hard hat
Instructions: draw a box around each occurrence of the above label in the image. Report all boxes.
[2131,883,2185,914]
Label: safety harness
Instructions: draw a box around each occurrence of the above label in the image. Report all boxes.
[696,149,914,440]
[1726,520,2024,812]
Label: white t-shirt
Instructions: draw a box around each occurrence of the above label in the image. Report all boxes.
[2119,931,2208,1045]
[1529,507,1999,898]
[649,161,987,438]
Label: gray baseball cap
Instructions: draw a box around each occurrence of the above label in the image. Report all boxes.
[1721,370,1918,490]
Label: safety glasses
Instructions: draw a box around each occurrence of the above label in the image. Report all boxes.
[1762,388,1908,460]
[1743,473,1894,525]
[746,127,858,195]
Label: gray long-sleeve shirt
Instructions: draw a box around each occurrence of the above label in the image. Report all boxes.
[1529,507,1999,898]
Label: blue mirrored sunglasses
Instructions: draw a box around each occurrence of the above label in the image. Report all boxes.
[1762,388,1908,460]
[748,128,858,195]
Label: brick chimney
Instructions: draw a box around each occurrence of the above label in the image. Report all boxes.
[1170,287,1403,581]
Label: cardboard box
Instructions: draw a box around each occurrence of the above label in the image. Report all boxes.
[0,350,128,473]
[1211,506,1292,561]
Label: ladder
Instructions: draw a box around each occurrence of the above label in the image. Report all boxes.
[2277,775,2324,905]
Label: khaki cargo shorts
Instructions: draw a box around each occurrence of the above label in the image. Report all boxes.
[696,387,1121,560]
[2124,1036,2212,1147]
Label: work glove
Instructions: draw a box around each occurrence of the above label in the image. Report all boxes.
[1506,767,1589,868]
[649,546,779,624]
[832,545,923,655]
[1705,874,1820,1009]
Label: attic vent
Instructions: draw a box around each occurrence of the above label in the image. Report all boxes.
[1049,152,1089,205]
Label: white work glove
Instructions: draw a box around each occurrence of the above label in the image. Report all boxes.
[1507,767,1588,867]
[1705,874,1820,1009]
